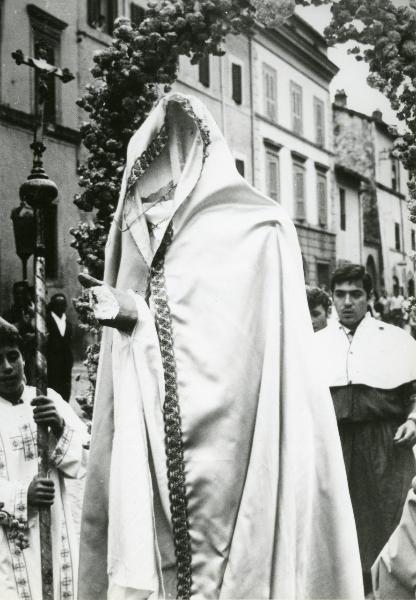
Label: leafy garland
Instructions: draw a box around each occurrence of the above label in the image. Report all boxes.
[72,0,416,417]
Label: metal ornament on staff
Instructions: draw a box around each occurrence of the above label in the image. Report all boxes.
[12,45,74,600]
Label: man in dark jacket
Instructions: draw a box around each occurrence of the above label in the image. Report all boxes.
[46,293,73,401]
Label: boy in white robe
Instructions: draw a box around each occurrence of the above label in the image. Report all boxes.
[0,317,88,600]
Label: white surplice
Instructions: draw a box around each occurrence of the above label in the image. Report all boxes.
[0,386,88,600]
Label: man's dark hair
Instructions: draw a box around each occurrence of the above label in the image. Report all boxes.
[50,293,66,304]
[0,318,23,351]
[330,264,372,298]
[306,286,331,312]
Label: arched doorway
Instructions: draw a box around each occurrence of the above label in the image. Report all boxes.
[366,255,377,293]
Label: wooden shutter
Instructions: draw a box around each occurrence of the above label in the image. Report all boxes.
[263,64,277,121]
[199,54,210,87]
[294,163,305,219]
[232,63,242,105]
[317,173,327,226]
[314,97,325,146]
[291,82,303,135]
[266,151,279,202]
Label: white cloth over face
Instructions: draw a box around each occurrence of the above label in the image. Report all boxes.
[315,314,416,389]
[0,386,88,600]
[79,92,363,600]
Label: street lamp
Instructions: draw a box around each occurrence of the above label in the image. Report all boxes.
[10,201,36,281]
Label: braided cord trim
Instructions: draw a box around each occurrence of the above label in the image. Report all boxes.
[149,223,192,599]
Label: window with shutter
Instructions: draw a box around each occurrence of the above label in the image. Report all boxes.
[87,0,118,34]
[317,172,327,227]
[265,150,280,202]
[231,63,242,105]
[412,230,415,251]
[291,82,303,135]
[391,158,400,191]
[293,163,306,219]
[45,203,58,279]
[263,63,277,122]
[339,188,346,231]
[88,0,101,27]
[199,54,210,87]
[395,223,401,251]
[34,39,56,122]
[314,97,325,147]
[130,3,145,25]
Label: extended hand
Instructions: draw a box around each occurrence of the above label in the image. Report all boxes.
[394,420,416,448]
[31,396,64,438]
[27,478,55,508]
[79,273,138,334]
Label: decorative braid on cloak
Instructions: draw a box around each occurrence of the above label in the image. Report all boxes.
[147,222,192,599]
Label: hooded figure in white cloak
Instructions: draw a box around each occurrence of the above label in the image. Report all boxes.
[78,92,363,600]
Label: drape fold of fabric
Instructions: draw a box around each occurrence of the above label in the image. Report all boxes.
[372,489,416,599]
[79,92,363,600]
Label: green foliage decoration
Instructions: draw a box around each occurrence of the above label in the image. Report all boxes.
[72,0,416,418]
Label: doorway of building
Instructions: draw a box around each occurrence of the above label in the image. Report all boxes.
[366,255,377,293]
[316,262,330,290]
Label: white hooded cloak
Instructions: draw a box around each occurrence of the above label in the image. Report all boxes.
[79,92,363,600]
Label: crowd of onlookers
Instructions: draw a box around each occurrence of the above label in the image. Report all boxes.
[2,280,73,401]
[306,282,416,337]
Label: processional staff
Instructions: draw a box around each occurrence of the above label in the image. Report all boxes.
[11,46,74,600]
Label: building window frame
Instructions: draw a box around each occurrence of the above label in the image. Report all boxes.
[87,0,118,35]
[313,96,325,147]
[394,222,401,251]
[198,54,210,88]
[265,143,281,202]
[391,156,401,192]
[292,153,307,220]
[27,4,68,124]
[316,168,328,228]
[45,201,59,280]
[230,56,243,105]
[263,62,277,123]
[412,229,416,252]
[290,81,303,136]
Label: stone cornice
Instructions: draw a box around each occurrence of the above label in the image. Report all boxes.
[27,4,68,41]
[334,164,370,186]
[256,23,339,84]
[256,112,335,157]
[295,221,336,237]
[0,105,80,145]
[376,181,406,200]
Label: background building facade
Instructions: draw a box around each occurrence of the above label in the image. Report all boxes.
[333,91,415,296]
[0,0,414,360]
